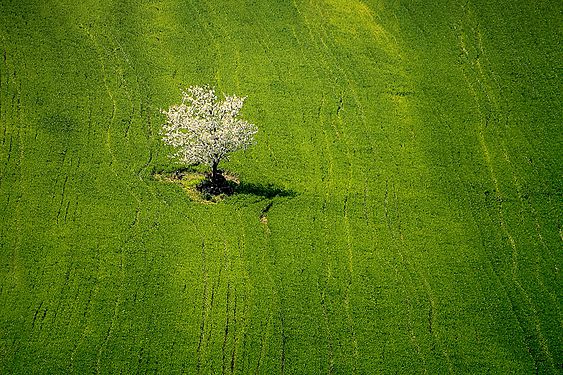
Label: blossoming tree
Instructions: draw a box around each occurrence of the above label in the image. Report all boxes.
[161,85,258,191]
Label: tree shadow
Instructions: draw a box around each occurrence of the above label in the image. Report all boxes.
[235,181,297,199]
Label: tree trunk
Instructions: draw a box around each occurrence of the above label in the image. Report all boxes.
[211,160,219,183]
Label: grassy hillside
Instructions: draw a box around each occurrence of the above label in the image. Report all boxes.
[1,0,561,373]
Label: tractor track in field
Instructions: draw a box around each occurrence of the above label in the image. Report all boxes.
[294,2,364,370]
[389,24,457,375]
[291,3,343,371]
[3,49,24,293]
[0,45,5,159]
[255,206,278,375]
[383,180,432,374]
[104,30,140,142]
[317,94,337,374]
[195,209,246,375]
[206,243,226,370]
[457,5,557,372]
[293,30,336,368]
[81,25,151,373]
[244,4,285,84]
[289,10,335,197]
[318,5,448,371]
[196,239,208,374]
[233,208,255,375]
[466,22,562,328]
[85,27,126,374]
[301,1,452,372]
[378,5,457,371]
[233,208,256,375]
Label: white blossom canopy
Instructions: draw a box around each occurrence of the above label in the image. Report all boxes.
[161,85,257,170]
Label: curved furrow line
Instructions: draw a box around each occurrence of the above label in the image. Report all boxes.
[197,221,241,374]
[207,1,261,115]
[91,205,152,372]
[243,6,306,172]
[234,203,268,374]
[255,209,278,374]
[318,100,337,374]
[229,285,240,374]
[44,249,76,342]
[317,98,339,375]
[242,5,285,84]
[95,243,125,374]
[383,180,430,373]
[394,195,451,373]
[528,202,562,323]
[68,98,104,371]
[310,26,361,360]
[457,9,556,371]
[82,27,117,163]
[49,150,67,219]
[0,42,5,156]
[474,31,542,203]
[221,241,237,374]
[286,25,335,352]
[316,279,335,374]
[1,136,12,197]
[254,309,274,375]
[9,58,23,293]
[84,26,144,209]
[68,278,100,373]
[383,58,451,367]
[492,130,563,335]
[82,25,147,373]
[231,208,254,374]
[300,11,398,369]
[305,2,442,369]
[85,34,123,370]
[103,30,140,142]
[204,1,246,93]
[471,0,555,319]
[55,174,69,224]
[473,33,559,374]
[220,234,255,374]
[196,239,209,374]
[221,282,231,375]
[201,268,219,372]
[287,5,335,195]
[291,3,348,371]
[423,100,476,373]
[210,239,230,372]
[457,29,534,366]
[297,1,393,369]
[473,26,562,328]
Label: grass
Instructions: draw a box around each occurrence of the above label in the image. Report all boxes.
[0,0,561,373]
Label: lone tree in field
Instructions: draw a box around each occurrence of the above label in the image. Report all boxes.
[161,85,257,193]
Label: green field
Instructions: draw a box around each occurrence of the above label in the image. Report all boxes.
[1,0,561,373]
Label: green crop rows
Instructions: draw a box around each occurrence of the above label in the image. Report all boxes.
[0,0,561,373]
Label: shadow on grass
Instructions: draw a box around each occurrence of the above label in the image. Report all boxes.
[235,182,297,199]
